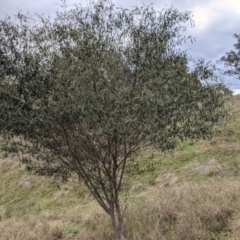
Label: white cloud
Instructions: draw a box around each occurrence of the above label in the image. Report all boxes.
[191,0,240,32]
[192,6,212,31]
[220,0,240,15]
[233,89,240,95]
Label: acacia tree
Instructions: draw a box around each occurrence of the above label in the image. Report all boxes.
[0,1,227,239]
[221,33,240,78]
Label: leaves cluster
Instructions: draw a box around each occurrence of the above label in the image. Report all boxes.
[221,33,240,78]
[0,0,227,222]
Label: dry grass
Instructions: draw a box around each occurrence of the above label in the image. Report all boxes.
[1,177,240,239]
[0,156,19,174]
[126,178,240,240]
[0,215,61,240]
[1,96,240,239]
[184,158,222,177]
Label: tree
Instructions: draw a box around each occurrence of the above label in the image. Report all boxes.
[0,1,227,239]
[221,33,240,78]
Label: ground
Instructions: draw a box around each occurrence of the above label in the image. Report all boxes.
[0,95,240,239]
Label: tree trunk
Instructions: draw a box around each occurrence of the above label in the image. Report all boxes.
[110,201,125,240]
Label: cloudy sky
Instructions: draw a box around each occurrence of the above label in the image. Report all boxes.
[1,0,240,90]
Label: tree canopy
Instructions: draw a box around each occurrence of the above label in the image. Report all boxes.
[221,33,240,79]
[0,1,228,239]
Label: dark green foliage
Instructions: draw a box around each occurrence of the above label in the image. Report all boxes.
[0,1,228,239]
[221,33,240,79]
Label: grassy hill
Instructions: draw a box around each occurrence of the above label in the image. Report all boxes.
[1,96,240,240]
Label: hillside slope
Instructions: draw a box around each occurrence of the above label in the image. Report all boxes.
[1,96,240,240]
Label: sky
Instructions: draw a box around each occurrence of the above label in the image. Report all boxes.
[1,0,240,90]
